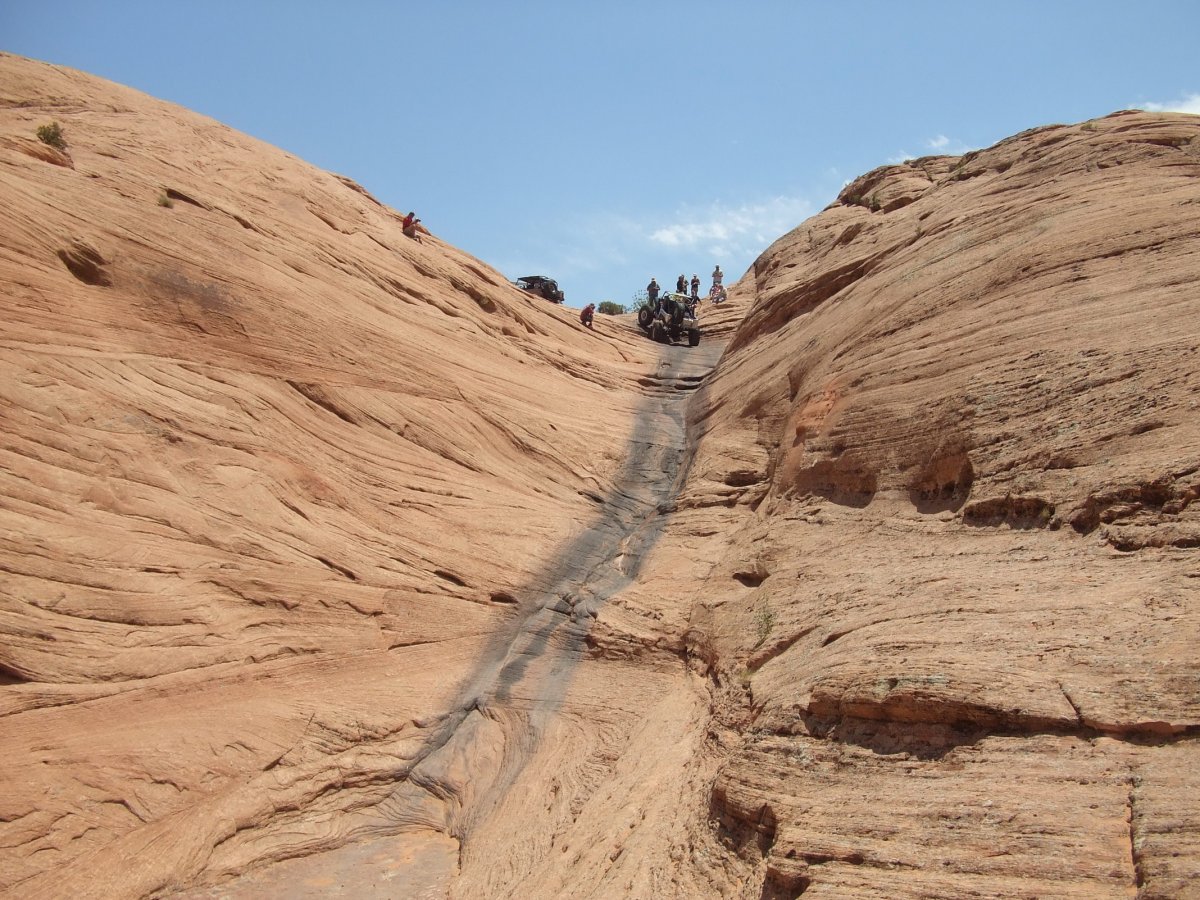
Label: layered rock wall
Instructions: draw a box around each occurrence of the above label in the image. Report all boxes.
[0,52,677,897]
[2,51,1199,900]
[675,110,1200,898]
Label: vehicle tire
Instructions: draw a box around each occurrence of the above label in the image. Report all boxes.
[651,321,666,342]
[670,305,684,326]
[688,328,700,347]
[637,306,653,329]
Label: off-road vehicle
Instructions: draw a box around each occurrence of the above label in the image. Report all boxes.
[636,293,700,347]
[514,275,565,304]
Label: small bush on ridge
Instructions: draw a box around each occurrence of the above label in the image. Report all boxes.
[36,121,66,150]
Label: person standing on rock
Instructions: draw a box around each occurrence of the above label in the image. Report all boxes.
[690,274,700,301]
[676,274,687,296]
[647,277,661,311]
[580,303,595,329]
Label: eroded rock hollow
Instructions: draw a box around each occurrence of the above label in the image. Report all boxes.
[2,53,1198,899]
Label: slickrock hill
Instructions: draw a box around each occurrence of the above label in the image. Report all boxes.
[0,52,703,898]
[2,51,1199,900]
[671,111,1200,898]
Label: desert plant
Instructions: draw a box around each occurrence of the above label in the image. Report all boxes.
[754,603,776,648]
[597,301,625,315]
[36,121,66,150]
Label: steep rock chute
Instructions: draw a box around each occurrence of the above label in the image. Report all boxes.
[2,49,1199,900]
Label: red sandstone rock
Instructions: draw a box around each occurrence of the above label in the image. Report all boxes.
[2,50,1198,900]
[0,52,677,897]
[675,109,1200,898]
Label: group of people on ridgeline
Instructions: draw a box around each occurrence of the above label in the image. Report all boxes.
[399,211,728,331]
[646,265,725,316]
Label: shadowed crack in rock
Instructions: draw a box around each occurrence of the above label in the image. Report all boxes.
[188,340,723,897]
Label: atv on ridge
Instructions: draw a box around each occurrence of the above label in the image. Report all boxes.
[636,293,700,347]
[514,275,565,304]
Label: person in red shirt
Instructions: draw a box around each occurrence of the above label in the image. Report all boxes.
[580,303,595,328]
[402,211,423,242]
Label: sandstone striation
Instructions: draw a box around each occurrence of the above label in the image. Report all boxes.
[673,110,1200,898]
[2,51,1199,900]
[0,52,686,898]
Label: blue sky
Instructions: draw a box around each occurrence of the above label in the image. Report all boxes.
[3,1,1198,307]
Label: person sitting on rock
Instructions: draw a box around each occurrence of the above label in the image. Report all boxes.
[580,303,595,329]
[402,211,423,242]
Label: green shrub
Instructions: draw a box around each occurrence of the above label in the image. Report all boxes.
[597,301,625,315]
[36,121,66,150]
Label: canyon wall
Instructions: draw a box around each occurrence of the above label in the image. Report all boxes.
[2,52,1198,899]
[673,110,1200,898]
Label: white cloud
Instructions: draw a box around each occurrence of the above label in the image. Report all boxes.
[1140,92,1200,115]
[883,135,974,168]
[926,135,975,155]
[648,195,815,254]
[488,195,819,307]
[886,134,976,166]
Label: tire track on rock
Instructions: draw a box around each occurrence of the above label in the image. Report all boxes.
[185,338,724,898]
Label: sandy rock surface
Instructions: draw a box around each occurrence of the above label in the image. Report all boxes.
[2,52,1199,900]
[677,110,1200,898]
[0,52,689,898]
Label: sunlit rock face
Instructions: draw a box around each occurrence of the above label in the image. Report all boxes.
[679,110,1200,898]
[0,50,687,898]
[2,49,1199,900]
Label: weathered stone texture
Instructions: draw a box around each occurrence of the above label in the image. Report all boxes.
[2,51,1198,899]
